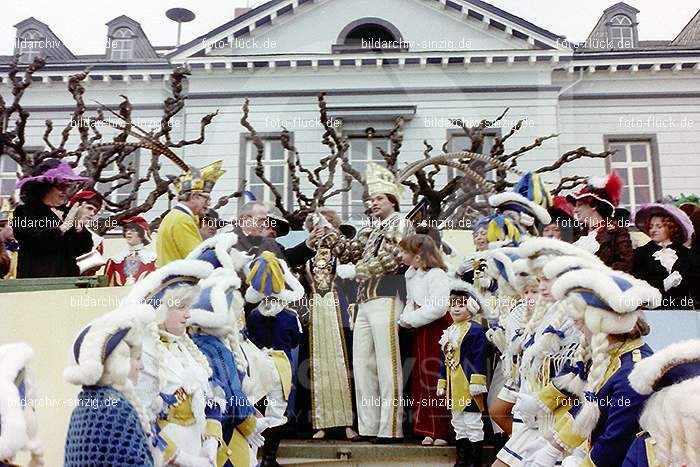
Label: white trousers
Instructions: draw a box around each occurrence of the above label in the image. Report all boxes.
[451,411,484,442]
[352,297,404,438]
[264,356,288,428]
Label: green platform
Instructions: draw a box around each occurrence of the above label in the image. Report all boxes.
[0,275,107,293]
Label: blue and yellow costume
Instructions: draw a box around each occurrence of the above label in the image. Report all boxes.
[438,320,488,413]
[538,339,652,467]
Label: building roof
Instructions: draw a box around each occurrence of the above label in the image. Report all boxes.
[672,9,700,47]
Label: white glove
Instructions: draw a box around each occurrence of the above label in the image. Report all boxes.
[573,231,600,255]
[397,315,412,328]
[525,441,564,467]
[246,417,269,448]
[486,328,506,353]
[561,446,586,467]
[201,438,218,465]
[436,387,446,397]
[173,450,213,467]
[513,393,541,427]
[247,431,265,449]
[336,263,356,280]
[60,202,82,232]
[663,270,683,291]
[469,384,487,396]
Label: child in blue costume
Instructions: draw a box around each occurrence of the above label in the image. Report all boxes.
[0,343,43,467]
[244,251,304,467]
[525,267,660,467]
[623,339,700,466]
[63,305,155,467]
[190,268,268,467]
[437,280,489,467]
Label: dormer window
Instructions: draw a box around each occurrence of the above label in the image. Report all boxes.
[333,18,406,53]
[109,27,135,60]
[18,29,43,63]
[610,14,633,48]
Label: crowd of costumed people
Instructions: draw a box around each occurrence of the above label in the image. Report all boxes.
[1,157,699,467]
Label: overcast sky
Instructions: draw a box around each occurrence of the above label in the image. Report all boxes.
[2,0,698,55]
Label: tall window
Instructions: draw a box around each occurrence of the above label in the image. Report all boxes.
[110,27,135,60]
[18,29,43,63]
[95,151,140,206]
[606,140,656,212]
[246,139,289,207]
[346,136,390,220]
[610,15,633,48]
[0,156,18,197]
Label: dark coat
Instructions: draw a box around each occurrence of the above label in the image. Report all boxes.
[578,222,634,273]
[632,241,697,310]
[13,202,93,278]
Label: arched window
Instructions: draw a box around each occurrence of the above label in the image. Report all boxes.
[334,18,405,52]
[18,29,43,63]
[110,27,135,60]
[610,14,633,48]
[345,23,397,46]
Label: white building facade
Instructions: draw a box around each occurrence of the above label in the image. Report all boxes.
[2,0,700,223]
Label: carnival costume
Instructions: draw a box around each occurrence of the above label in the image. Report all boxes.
[632,203,697,309]
[336,162,415,440]
[526,267,661,467]
[489,172,553,229]
[567,171,634,272]
[0,198,18,279]
[438,280,489,467]
[244,251,304,467]
[157,161,225,266]
[126,259,226,466]
[301,213,356,436]
[189,268,267,467]
[624,339,700,466]
[63,306,154,467]
[105,216,157,286]
[0,343,43,467]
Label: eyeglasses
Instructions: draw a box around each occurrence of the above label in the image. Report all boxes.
[194,193,211,203]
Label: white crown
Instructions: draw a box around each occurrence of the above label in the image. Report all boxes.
[366,162,402,199]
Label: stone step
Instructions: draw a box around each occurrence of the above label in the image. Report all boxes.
[277,440,496,466]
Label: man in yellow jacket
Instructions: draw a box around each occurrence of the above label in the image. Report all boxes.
[156,161,225,267]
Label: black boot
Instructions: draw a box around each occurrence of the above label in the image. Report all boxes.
[260,426,283,467]
[466,441,483,467]
[454,438,470,467]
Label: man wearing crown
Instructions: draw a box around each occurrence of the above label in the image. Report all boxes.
[156,161,225,267]
[336,162,414,443]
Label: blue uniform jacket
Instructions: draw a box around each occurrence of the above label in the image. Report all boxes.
[246,308,301,363]
[553,340,653,467]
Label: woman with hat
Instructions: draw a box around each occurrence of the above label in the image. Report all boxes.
[542,196,576,242]
[104,216,157,286]
[525,267,660,467]
[632,203,697,309]
[13,158,94,278]
[63,306,155,466]
[67,190,106,276]
[567,171,634,272]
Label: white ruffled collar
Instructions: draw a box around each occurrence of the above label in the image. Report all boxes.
[652,246,678,273]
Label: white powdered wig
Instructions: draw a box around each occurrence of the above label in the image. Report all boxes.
[488,192,552,225]
[542,255,607,281]
[638,377,700,466]
[628,339,700,395]
[64,305,153,386]
[551,268,661,335]
[449,279,488,316]
[518,237,601,263]
[189,268,243,330]
[154,284,201,324]
[122,259,213,307]
[0,343,34,460]
[186,232,251,272]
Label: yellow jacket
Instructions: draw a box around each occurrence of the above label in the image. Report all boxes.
[156,207,202,267]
